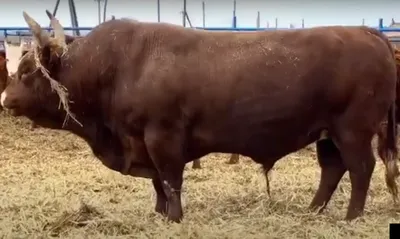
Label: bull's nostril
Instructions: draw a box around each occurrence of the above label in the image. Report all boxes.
[0,91,7,107]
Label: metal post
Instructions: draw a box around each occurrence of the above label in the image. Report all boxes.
[103,0,108,22]
[362,18,365,26]
[97,0,101,25]
[68,0,80,36]
[302,18,304,28]
[185,12,193,28]
[275,17,278,28]
[379,18,383,29]
[182,0,187,27]
[68,0,75,31]
[202,1,205,28]
[256,11,260,28]
[52,0,61,17]
[157,0,161,22]
[232,0,237,28]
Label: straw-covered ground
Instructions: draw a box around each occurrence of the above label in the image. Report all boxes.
[0,113,399,239]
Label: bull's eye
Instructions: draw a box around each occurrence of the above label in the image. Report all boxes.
[20,73,35,86]
[20,73,27,81]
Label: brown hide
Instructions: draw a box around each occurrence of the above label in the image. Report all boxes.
[1,13,398,222]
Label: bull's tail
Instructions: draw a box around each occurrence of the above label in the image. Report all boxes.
[366,26,400,201]
[382,103,399,201]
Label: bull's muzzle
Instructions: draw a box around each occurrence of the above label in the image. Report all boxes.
[0,91,17,116]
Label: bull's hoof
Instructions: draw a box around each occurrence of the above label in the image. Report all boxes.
[155,202,167,216]
[308,204,325,214]
[167,213,183,223]
[344,211,362,221]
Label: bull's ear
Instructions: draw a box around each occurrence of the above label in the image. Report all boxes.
[22,11,51,49]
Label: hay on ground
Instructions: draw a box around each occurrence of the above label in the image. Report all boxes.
[1,113,400,239]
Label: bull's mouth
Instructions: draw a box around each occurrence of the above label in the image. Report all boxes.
[2,104,36,118]
[2,107,22,117]
[9,109,22,116]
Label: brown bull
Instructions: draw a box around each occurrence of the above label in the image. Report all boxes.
[1,11,399,223]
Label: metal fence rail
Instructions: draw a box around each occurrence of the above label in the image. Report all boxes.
[1,26,400,42]
[1,26,400,34]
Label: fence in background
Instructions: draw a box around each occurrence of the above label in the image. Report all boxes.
[1,0,400,44]
[1,22,400,37]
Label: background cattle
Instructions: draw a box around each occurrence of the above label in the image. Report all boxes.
[0,50,10,113]
[1,11,399,223]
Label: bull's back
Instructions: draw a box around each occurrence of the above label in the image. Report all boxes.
[175,26,396,157]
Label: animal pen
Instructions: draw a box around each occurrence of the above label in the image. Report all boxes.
[2,1,400,238]
[1,0,400,44]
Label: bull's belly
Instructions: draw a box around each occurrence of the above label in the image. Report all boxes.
[244,129,328,160]
[94,151,158,179]
[189,123,328,161]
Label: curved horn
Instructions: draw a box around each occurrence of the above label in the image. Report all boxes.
[45,10,66,47]
[45,9,53,20]
[22,11,50,48]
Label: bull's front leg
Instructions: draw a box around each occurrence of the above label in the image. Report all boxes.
[144,123,186,223]
[120,135,169,216]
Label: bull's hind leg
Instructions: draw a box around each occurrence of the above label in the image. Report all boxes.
[309,139,346,212]
[144,123,186,223]
[334,129,376,220]
[152,177,168,215]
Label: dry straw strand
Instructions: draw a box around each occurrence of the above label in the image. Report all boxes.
[33,45,82,128]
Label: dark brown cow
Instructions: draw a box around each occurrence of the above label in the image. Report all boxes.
[1,11,399,223]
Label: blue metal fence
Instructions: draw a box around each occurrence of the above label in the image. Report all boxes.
[1,17,400,41]
[2,26,400,34]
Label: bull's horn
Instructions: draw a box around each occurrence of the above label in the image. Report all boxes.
[22,11,50,48]
[45,10,53,20]
[45,10,66,48]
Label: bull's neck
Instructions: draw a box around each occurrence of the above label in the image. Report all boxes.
[58,51,114,125]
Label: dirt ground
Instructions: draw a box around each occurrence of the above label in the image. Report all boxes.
[0,113,399,239]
